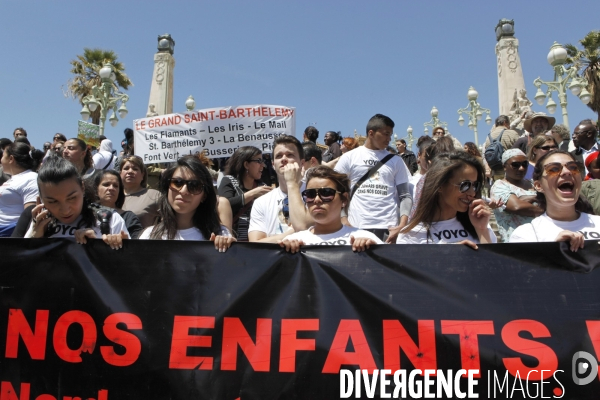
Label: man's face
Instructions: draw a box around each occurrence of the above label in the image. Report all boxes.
[573,123,596,148]
[368,126,393,150]
[273,143,303,176]
[396,141,406,152]
[530,117,549,136]
[433,129,445,139]
[13,130,26,139]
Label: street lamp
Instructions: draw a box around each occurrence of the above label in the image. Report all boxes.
[533,42,591,130]
[423,106,448,135]
[457,86,492,147]
[185,95,196,111]
[79,63,129,136]
[406,126,414,150]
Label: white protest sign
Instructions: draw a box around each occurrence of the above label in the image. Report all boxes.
[133,104,295,163]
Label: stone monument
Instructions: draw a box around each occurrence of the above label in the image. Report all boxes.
[147,34,175,116]
[495,19,527,121]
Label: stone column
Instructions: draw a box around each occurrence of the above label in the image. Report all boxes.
[147,34,175,116]
[494,19,526,117]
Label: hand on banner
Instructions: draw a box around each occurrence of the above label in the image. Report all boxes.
[456,240,479,250]
[555,230,585,252]
[102,231,129,250]
[468,199,491,232]
[350,236,378,252]
[210,233,236,252]
[278,238,304,253]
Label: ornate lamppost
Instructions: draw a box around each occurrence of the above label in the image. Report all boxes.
[185,95,196,111]
[406,126,414,150]
[423,106,448,135]
[533,42,591,130]
[79,63,129,136]
[457,86,492,147]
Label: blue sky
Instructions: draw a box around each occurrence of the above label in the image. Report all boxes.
[1,1,598,152]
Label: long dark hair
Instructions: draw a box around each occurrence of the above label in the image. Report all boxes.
[464,142,481,158]
[224,146,262,185]
[402,151,484,240]
[67,138,94,172]
[4,142,44,171]
[150,156,222,240]
[532,150,593,214]
[37,157,97,230]
[90,170,126,209]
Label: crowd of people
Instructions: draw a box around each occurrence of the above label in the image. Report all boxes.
[1,112,599,255]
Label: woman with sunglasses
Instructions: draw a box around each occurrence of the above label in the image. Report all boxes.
[397,152,496,248]
[139,156,234,251]
[119,155,160,229]
[218,146,271,241]
[279,166,382,253]
[490,149,544,242]
[510,151,598,251]
[25,157,129,250]
[89,170,144,239]
[524,135,558,181]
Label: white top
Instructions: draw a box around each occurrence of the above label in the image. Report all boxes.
[285,225,383,246]
[509,212,600,242]
[0,170,38,226]
[335,146,409,229]
[248,185,305,237]
[396,217,497,244]
[139,225,231,240]
[25,213,129,238]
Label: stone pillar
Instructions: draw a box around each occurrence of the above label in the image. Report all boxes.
[495,19,526,117]
[147,34,175,116]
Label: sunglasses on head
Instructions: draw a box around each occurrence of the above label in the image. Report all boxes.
[301,187,342,203]
[168,178,204,195]
[452,180,482,193]
[509,161,529,169]
[538,145,558,151]
[542,161,582,178]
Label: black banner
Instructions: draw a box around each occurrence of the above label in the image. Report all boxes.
[1,239,600,399]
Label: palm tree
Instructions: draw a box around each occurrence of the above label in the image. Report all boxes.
[565,31,600,124]
[66,48,133,125]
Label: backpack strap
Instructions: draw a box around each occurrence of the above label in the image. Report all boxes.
[102,154,114,170]
[350,154,395,200]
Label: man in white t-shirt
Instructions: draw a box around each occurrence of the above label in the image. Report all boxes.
[248,135,312,243]
[335,114,412,243]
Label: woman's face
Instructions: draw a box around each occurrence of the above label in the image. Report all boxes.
[305,177,345,226]
[324,133,335,146]
[504,155,528,181]
[168,167,205,219]
[244,153,264,181]
[40,178,84,225]
[533,139,557,161]
[62,140,85,166]
[438,164,479,215]
[120,161,144,188]
[98,174,120,208]
[340,143,348,153]
[535,153,582,209]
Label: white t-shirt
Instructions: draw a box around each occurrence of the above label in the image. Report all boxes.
[0,170,38,226]
[285,225,383,246]
[92,151,115,171]
[509,212,600,242]
[138,225,230,240]
[248,186,303,237]
[396,217,497,244]
[335,146,409,229]
[25,213,129,238]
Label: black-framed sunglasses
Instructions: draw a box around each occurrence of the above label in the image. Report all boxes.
[542,161,583,178]
[169,178,204,195]
[452,180,481,193]
[509,161,529,170]
[573,129,597,137]
[537,145,558,151]
[248,158,265,165]
[301,187,342,203]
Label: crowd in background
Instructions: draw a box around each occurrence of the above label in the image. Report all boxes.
[1,112,599,255]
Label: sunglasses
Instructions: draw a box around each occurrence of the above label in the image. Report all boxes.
[537,145,558,151]
[248,159,265,165]
[301,187,342,203]
[169,178,204,195]
[452,180,482,193]
[542,161,583,178]
[509,161,529,169]
[573,129,597,136]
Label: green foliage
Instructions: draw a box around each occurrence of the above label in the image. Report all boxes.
[565,31,600,120]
